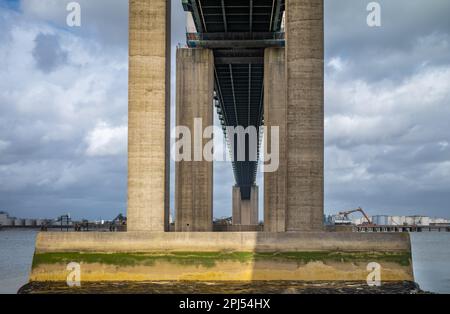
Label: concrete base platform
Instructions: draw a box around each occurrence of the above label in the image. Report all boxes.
[30,232,413,282]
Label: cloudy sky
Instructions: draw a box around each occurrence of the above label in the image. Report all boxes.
[0,0,449,221]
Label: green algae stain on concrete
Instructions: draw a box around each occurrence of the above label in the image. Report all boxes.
[32,251,412,269]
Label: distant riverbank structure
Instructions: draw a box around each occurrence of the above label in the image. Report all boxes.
[326,213,450,227]
[325,212,450,233]
[0,211,46,228]
[0,211,127,232]
[354,215,450,227]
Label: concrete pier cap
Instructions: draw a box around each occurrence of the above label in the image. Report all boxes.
[30,231,414,282]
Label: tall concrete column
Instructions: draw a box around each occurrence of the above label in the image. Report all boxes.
[233,186,259,225]
[285,0,324,231]
[175,48,214,232]
[264,48,287,232]
[127,0,170,232]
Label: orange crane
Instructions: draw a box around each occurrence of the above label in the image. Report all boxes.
[338,207,373,226]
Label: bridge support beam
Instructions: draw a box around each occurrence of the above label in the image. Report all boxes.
[127,0,170,232]
[175,48,214,232]
[285,0,324,231]
[233,186,259,225]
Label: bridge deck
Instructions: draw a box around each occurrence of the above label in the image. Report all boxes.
[183,0,285,199]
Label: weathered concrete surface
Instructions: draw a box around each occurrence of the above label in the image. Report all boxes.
[127,0,170,232]
[31,232,413,282]
[264,48,287,232]
[232,186,259,225]
[285,0,324,231]
[213,225,263,232]
[175,48,214,232]
[34,232,412,253]
[30,256,413,282]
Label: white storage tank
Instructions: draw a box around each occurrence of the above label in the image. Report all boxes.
[14,219,25,226]
[0,213,8,225]
[0,218,14,226]
[412,216,430,226]
[405,216,413,225]
[406,216,428,225]
[25,219,36,227]
[389,216,406,226]
[372,215,389,226]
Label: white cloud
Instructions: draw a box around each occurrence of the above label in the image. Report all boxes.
[325,62,450,216]
[327,57,346,72]
[325,66,450,147]
[0,140,10,152]
[85,121,127,157]
[0,7,128,218]
[20,0,129,46]
[438,141,449,150]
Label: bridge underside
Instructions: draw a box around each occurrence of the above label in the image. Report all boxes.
[183,0,285,200]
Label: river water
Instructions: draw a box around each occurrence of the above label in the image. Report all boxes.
[0,229,449,294]
[0,229,37,294]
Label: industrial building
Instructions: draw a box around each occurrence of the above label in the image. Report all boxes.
[0,211,53,228]
[352,215,450,227]
[0,211,14,226]
[325,211,450,233]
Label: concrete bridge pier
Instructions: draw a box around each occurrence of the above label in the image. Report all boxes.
[175,48,214,232]
[127,0,170,232]
[232,185,259,225]
[264,47,287,232]
[264,0,324,232]
[285,0,324,231]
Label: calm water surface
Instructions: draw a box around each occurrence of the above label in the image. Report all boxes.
[410,232,450,294]
[1,229,449,294]
[0,229,37,294]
